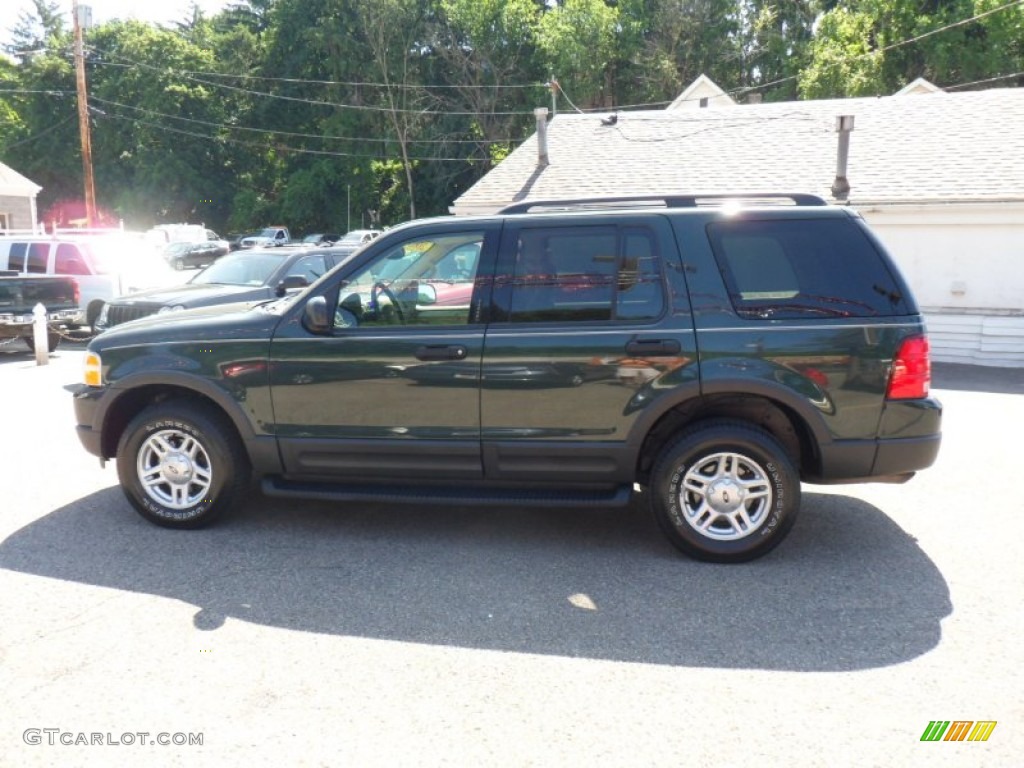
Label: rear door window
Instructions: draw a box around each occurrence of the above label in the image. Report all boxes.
[707,218,911,319]
[26,243,49,273]
[500,224,665,324]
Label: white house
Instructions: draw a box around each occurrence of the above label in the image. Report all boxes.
[0,160,42,233]
[451,80,1024,368]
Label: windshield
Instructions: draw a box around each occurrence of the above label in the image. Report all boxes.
[258,228,279,238]
[191,251,285,286]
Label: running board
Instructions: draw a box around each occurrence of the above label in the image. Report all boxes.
[261,477,633,508]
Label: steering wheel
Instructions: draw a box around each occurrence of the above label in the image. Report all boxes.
[371,282,405,324]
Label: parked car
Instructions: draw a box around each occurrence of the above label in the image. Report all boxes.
[72,193,941,563]
[337,229,382,247]
[239,227,291,248]
[226,232,257,252]
[301,233,341,246]
[163,239,230,271]
[94,245,353,331]
[0,233,179,329]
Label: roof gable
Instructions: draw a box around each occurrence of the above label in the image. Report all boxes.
[667,74,737,110]
[0,161,42,197]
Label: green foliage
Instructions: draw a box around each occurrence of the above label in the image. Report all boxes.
[1,0,1020,232]
[537,0,620,108]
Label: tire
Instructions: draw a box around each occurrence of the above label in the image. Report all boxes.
[22,332,61,353]
[86,300,104,330]
[116,401,251,528]
[174,257,185,271]
[649,420,800,563]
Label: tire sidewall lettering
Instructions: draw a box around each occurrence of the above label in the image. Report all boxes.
[133,418,216,521]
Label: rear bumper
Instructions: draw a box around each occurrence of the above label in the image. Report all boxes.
[809,395,942,483]
[870,433,942,477]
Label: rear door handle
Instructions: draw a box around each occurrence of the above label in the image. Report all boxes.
[415,345,468,361]
[625,339,682,356]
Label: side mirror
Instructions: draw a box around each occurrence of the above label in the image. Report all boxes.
[417,284,437,305]
[303,296,330,333]
[276,274,308,296]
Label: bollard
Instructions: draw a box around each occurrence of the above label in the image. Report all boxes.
[32,303,49,366]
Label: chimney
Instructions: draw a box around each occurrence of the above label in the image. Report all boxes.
[831,115,855,201]
[535,107,550,167]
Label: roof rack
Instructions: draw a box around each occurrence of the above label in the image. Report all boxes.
[497,193,827,215]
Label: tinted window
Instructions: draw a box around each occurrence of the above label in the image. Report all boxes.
[55,244,92,275]
[7,243,27,271]
[506,225,663,323]
[707,218,910,319]
[27,243,49,273]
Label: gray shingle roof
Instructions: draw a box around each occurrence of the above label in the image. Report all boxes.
[452,88,1024,212]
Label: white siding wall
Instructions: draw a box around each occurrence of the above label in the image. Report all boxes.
[860,203,1024,368]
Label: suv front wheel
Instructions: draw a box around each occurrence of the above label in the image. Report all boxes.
[116,401,250,528]
[650,420,800,562]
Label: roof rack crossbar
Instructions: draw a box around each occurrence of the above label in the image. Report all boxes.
[498,193,827,215]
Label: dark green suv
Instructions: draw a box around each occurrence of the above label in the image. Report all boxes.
[72,194,941,562]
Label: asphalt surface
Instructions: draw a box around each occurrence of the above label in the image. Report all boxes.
[0,339,1021,767]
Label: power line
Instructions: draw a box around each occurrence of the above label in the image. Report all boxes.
[88,95,523,145]
[171,68,544,91]
[0,115,76,150]
[944,70,1024,90]
[727,0,1024,99]
[91,109,488,163]
[87,55,538,117]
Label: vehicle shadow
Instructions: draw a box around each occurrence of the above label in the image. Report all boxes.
[932,362,1024,395]
[0,488,950,672]
[0,339,88,365]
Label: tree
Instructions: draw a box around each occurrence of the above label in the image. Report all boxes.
[536,0,621,109]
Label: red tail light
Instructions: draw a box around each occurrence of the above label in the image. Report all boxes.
[72,278,80,307]
[887,336,931,399]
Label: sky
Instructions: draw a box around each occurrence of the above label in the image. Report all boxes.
[5,1,234,45]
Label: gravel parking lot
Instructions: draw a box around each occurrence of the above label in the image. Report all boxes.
[1,340,1021,767]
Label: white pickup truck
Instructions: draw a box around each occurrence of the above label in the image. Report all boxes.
[239,227,292,248]
[0,234,178,329]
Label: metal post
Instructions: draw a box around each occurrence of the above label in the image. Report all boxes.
[535,108,550,168]
[72,1,97,227]
[831,115,855,202]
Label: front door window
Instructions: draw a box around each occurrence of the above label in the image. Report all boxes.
[334,231,485,329]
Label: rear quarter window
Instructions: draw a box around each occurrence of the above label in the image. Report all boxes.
[707,218,911,319]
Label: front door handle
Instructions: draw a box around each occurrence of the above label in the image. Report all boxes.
[624,339,682,356]
[415,344,468,361]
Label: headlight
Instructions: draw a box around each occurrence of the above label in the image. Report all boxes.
[84,352,102,387]
[97,303,109,324]
[157,304,187,314]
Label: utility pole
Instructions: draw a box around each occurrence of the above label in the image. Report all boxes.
[72,0,97,228]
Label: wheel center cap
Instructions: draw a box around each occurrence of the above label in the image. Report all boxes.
[162,452,194,484]
[708,480,744,513]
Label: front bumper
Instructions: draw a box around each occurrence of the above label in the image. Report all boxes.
[71,383,106,458]
[0,308,84,327]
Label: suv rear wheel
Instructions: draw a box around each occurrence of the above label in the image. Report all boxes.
[116,401,250,528]
[650,420,799,562]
